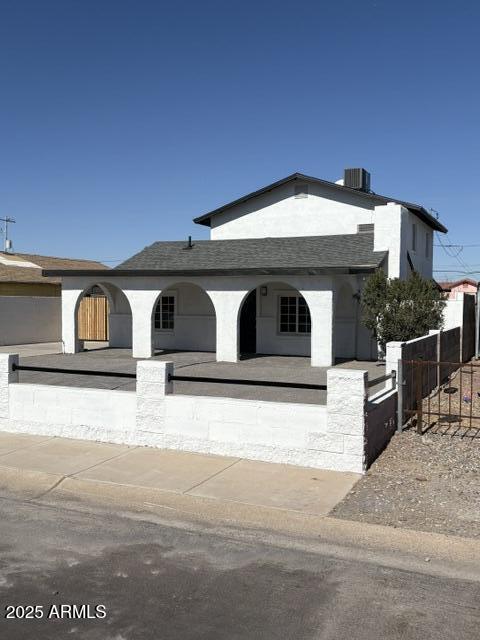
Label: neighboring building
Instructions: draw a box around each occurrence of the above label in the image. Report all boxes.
[438,278,478,300]
[0,252,107,346]
[45,169,447,365]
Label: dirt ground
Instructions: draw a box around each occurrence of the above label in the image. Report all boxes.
[332,428,480,539]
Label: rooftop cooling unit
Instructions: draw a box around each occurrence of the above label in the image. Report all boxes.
[344,168,371,192]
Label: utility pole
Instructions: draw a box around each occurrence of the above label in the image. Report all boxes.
[0,216,16,252]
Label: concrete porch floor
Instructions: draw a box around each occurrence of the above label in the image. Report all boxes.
[10,343,386,405]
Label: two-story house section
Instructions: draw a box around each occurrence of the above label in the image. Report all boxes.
[46,169,447,365]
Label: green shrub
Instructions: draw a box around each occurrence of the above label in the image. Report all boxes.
[361,269,446,352]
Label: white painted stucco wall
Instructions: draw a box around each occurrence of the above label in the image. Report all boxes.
[209,182,434,281]
[153,283,216,352]
[61,274,335,366]
[255,283,310,357]
[0,296,61,346]
[373,203,433,279]
[210,181,376,240]
[443,293,465,330]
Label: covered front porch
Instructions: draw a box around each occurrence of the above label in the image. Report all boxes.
[58,272,377,368]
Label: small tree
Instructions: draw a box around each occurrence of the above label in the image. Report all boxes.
[361,269,446,352]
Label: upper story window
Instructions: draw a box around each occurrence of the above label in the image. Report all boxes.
[412,223,417,251]
[294,184,308,198]
[425,232,431,258]
[154,295,175,331]
[279,295,311,334]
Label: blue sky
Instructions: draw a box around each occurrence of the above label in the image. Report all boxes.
[0,1,478,277]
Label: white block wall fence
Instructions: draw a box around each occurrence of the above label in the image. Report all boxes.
[0,354,376,473]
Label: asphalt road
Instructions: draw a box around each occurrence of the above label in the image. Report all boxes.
[0,495,479,640]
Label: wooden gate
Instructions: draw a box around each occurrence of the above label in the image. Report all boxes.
[78,296,109,341]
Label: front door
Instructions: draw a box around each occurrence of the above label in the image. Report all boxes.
[239,289,257,355]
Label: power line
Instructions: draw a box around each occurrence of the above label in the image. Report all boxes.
[435,230,472,274]
[434,244,480,248]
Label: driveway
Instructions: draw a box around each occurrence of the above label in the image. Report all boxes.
[13,347,386,404]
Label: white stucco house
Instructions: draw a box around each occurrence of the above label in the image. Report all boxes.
[44,169,447,367]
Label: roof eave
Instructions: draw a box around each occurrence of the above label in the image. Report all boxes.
[192,172,448,233]
[44,265,382,278]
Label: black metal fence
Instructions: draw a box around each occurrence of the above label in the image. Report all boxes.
[12,363,136,379]
[11,362,396,399]
[400,359,480,436]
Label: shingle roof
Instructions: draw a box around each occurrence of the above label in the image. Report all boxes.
[44,233,386,277]
[193,172,448,233]
[116,234,388,272]
[0,253,107,284]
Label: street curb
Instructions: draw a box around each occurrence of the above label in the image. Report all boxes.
[46,475,480,580]
[1,464,480,582]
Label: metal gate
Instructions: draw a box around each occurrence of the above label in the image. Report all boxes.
[400,359,480,436]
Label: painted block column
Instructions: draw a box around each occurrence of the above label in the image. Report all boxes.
[62,289,82,354]
[303,289,334,367]
[0,353,18,418]
[209,291,247,363]
[135,360,173,437]
[128,291,160,359]
[385,341,405,390]
[326,368,367,473]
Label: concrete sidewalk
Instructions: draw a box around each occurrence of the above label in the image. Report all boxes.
[0,431,359,515]
[2,431,480,582]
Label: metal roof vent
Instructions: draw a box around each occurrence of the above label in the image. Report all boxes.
[183,236,194,250]
[344,168,371,192]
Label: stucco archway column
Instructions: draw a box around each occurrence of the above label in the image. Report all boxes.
[127,290,159,359]
[301,289,334,367]
[208,290,247,362]
[62,288,83,353]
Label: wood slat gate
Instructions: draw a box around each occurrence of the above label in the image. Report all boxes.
[78,296,109,341]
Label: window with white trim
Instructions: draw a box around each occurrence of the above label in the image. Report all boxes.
[154,295,175,330]
[279,295,311,334]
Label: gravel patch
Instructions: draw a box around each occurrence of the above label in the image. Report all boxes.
[331,428,480,539]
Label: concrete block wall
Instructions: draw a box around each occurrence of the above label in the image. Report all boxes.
[0,354,369,473]
[326,369,367,473]
[5,384,137,444]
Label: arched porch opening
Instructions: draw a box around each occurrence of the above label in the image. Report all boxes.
[238,281,312,359]
[151,282,216,354]
[75,282,132,350]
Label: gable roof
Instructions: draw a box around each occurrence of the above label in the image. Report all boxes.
[44,233,386,277]
[437,278,478,291]
[0,252,107,284]
[193,172,448,233]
